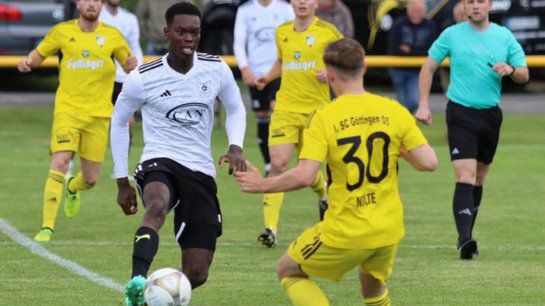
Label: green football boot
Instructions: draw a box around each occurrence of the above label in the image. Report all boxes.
[34,227,54,242]
[125,275,146,306]
[64,178,81,218]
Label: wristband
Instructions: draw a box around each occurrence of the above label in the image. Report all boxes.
[508,64,516,76]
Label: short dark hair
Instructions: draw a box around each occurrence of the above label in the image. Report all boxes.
[165,2,201,26]
[323,38,365,79]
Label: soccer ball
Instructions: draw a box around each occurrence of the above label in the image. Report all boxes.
[144,268,191,306]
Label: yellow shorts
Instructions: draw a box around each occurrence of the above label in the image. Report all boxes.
[50,113,110,162]
[287,224,398,284]
[269,110,311,146]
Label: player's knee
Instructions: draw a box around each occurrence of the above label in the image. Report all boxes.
[184,266,209,289]
[455,170,476,185]
[143,200,168,226]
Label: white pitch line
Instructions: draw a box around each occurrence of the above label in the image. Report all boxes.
[0,218,123,292]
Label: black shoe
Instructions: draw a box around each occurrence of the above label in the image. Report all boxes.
[258,228,277,248]
[319,198,328,221]
[458,239,478,260]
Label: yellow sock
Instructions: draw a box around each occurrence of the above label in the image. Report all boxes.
[364,289,390,306]
[281,277,329,306]
[310,171,327,199]
[42,169,65,229]
[67,172,93,193]
[263,192,284,231]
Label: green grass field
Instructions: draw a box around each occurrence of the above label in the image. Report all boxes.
[1,106,544,305]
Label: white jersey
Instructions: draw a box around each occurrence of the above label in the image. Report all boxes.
[111,53,246,178]
[99,6,144,83]
[233,0,294,76]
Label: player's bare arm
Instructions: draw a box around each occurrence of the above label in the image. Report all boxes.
[17,50,45,73]
[317,69,328,83]
[235,159,321,193]
[415,56,440,125]
[122,54,138,73]
[218,145,246,175]
[399,144,438,171]
[116,177,138,215]
[492,63,529,83]
[255,58,282,90]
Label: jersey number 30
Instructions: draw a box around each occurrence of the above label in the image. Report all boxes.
[337,132,390,191]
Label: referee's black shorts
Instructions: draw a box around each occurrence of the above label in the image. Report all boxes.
[134,158,222,251]
[446,100,503,164]
[249,79,280,112]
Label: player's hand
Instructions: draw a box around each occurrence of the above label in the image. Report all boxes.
[17,57,33,73]
[218,145,246,175]
[241,67,256,86]
[317,69,328,83]
[123,55,138,72]
[234,161,264,193]
[255,76,268,91]
[116,178,138,215]
[492,62,515,77]
[415,106,432,126]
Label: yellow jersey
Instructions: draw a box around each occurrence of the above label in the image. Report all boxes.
[36,19,130,117]
[299,93,428,249]
[275,17,342,114]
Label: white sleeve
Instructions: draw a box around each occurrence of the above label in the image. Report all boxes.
[129,14,144,66]
[218,61,246,148]
[286,5,295,21]
[111,70,145,178]
[233,8,249,70]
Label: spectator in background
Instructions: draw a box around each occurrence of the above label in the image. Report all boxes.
[136,0,181,55]
[440,1,467,92]
[316,0,354,38]
[388,0,436,113]
[100,0,143,103]
[233,0,294,176]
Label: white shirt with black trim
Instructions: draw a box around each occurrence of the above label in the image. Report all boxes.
[99,6,144,83]
[111,53,246,178]
[233,0,294,76]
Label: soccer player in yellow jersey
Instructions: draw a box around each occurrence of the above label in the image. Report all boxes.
[17,0,137,242]
[254,0,343,247]
[237,38,438,305]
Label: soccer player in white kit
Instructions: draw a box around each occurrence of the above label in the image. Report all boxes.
[109,3,247,305]
[233,0,294,175]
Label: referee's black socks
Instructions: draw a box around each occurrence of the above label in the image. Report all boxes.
[470,185,483,237]
[132,226,159,278]
[453,182,475,244]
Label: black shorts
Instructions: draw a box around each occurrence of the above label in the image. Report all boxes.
[112,82,123,105]
[134,158,222,251]
[446,101,502,164]
[249,79,280,111]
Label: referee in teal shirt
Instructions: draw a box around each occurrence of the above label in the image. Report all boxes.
[416,0,529,260]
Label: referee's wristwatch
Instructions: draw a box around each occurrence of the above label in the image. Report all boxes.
[508,64,516,76]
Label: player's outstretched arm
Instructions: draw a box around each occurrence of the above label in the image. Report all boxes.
[415,57,440,126]
[17,50,45,73]
[400,144,438,172]
[235,159,321,193]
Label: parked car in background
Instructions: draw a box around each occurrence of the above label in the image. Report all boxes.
[0,0,70,55]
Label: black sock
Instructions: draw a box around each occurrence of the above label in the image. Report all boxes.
[132,226,159,278]
[453,182,475,244]
[470,185,483,237]
[257,117,271,165]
